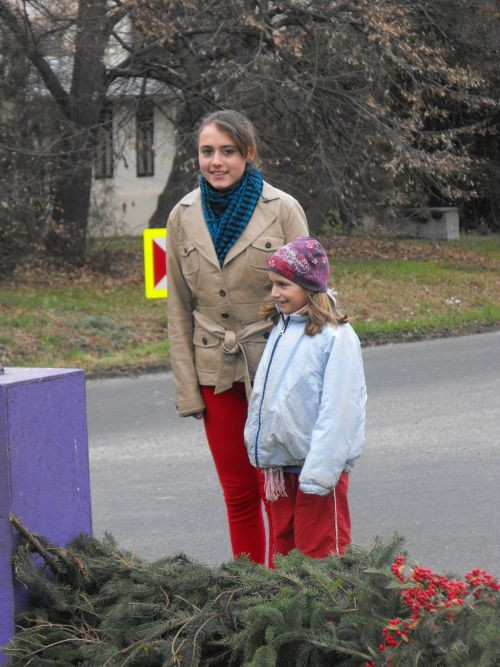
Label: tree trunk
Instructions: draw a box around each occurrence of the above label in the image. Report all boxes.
[44,0,108,263]
[148,141,197,227]
[148,102,208,227]
[46,146,93,265]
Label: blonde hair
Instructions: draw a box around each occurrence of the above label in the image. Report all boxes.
[197,110,259,163]
[260,292,348,336]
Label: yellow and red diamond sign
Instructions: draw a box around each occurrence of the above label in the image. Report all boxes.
[143,229,168,299]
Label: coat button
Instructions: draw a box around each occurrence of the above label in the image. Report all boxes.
[265,241,272,249]
[219,289,226,297]
[221,312,229,319]
[202,337,208,345]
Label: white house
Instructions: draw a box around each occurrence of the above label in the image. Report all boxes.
[90,93,176,237]
[89,17,176,237]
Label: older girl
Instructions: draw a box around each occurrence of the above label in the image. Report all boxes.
[166,110,307,565]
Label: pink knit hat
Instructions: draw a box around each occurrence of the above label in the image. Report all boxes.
[268,236,329,293]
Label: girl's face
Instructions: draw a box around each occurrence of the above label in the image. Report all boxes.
[198,123,252,190]
[269,272,308,315]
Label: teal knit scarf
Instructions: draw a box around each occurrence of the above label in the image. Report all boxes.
[200,164,264,266]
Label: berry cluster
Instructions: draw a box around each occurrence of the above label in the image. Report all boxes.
[364,556,499,666]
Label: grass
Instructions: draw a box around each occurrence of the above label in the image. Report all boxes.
[333,257,499,341]
[0,234,499,377]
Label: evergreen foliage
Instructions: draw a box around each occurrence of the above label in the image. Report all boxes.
[5,533,499,666]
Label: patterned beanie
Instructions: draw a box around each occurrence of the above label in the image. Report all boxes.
[268,236,329,293]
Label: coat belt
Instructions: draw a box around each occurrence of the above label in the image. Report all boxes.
[192,310,272,399]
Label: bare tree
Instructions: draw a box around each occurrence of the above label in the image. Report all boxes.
[126,0,497,230]
[0,0,497,269]
[0,0,125,264]
[0,26,51,273]
[413,0,500,230]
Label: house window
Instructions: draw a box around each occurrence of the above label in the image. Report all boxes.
[94,104,113,179]
[136,100,154,177]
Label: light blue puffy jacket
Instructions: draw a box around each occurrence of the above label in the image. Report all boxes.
[244,313,367,495]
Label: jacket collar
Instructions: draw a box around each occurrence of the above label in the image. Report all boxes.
[178,182,280,269]
[278,310,307,325]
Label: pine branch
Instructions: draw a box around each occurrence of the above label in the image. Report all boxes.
[9,512,63,577]
[4,531,498,666]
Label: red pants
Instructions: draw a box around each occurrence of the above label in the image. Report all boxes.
[201,384,274,566]
[270,472,351,559]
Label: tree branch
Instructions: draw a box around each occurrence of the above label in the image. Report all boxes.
[9,512,64,577]
[0,1,69,114]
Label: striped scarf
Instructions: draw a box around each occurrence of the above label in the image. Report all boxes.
[200,164,264,266]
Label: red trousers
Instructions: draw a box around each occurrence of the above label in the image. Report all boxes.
[201,384,274,566]
[270,472,351,559]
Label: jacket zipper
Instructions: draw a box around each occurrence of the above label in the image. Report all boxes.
[254,315,290,467]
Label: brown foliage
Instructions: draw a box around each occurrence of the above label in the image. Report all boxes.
[124,1,498,228]
[1,0,498,270]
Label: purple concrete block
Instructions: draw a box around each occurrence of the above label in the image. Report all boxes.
[0,368,92,661]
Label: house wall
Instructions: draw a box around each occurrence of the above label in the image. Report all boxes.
[90,101,175,237]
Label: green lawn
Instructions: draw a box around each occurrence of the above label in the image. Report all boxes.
[332,256,499,341]
[1,234,498,376]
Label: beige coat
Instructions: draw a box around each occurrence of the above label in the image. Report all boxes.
[166,181,308,416]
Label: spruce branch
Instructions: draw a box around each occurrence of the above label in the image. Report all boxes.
[101,637,165,667]
[9,512,64,577]
[4,531,498,666]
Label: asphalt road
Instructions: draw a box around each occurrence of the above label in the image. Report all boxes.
[87,331,500,576]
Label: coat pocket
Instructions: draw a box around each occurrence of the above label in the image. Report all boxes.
[193,327,220,372]
[249,235,285,270]
[178,240,200,277]
[283,379,319,439]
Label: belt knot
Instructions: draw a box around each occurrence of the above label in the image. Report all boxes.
[222,330,238,354]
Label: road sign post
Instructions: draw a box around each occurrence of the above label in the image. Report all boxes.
[143,229,168,299]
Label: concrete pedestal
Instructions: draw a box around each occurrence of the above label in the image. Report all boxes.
[399,207,460,240]
[0,368,92,660]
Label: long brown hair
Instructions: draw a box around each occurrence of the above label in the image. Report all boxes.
[260,292,348,336]
[197,110,259,163]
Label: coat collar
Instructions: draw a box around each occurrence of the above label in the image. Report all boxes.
[178,182,280,269]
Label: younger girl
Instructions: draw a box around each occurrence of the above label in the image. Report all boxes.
[244,237,367,559]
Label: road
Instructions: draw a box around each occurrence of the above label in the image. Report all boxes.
[87,331,500,576]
